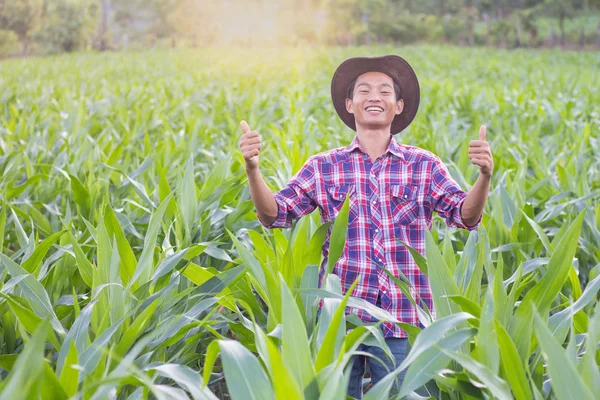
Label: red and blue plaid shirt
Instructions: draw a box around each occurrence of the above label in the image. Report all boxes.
[258,134,480,338]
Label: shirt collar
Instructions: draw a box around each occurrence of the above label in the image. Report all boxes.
[343,134,406,162]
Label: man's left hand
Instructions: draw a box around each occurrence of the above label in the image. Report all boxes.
[468,125,493,178]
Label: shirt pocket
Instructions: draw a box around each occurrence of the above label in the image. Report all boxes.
[325,184,359,224]
[390,184,419,225]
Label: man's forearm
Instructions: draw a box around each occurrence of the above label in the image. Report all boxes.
[461,174,491,226]
[246,167,278,225]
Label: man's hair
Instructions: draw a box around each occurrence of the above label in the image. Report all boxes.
[347,77,402,101]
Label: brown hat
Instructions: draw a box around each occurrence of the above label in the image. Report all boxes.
[331,55,420,135]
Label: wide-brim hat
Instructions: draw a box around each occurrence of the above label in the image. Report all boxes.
[331,55,420,135]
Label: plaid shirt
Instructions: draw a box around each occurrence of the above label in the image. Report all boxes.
[257,135,481,338]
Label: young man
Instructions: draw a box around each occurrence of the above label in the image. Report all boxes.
[239,55,493,398]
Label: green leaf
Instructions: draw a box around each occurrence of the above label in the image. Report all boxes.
[80,317,126,374]
[579,303,600,394]
[149,363,219,400]
[398,328,476,397]
[532,306,595,400]
[315,276,358,372]
[328,194,350,274]
[253,322,303,400]
[0,319,50,399]
[56,300,95,377]
[151,248,189,281]
[198,156,230,202]
[396,238,428,277]
[202,340,221,389]
[59,341,79,397]
[495,321,533,400]
[511,211,585,361]
[280,275,316,391]
[128,193,173,288]
[21,230,67,274]
[41,362,69,400]
[425,230,461,318]
[442,233,456,275]
[476,289,500,375]
[115,296,161,357]
[103,204,137,285]
[66,231,94,287]
[227,228,269,300]
[447,295,482,319]
[69,174,92,218]
[219,340,275,400]
[0,293,60,349]
[438,348,512,400]
[0,204,7,251]
[398,312,474,372]
[0,253,66,336]
[521,211,553,254]
[179,156,197,242]
[303,221,332,266]
[377,266,432,326]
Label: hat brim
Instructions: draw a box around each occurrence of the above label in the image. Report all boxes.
[331,55,420,135]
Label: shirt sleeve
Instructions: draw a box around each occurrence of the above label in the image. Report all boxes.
[428,157,481,231]
[257,157,318,229]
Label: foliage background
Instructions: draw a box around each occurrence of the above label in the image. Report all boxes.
[2,0,600,57]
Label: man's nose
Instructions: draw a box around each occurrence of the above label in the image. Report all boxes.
[367,92,383,101]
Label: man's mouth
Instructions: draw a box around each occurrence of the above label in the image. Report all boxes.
[365,106,384,114]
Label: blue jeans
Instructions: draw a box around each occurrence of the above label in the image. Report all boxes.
[347,337,409,399]
[316,293,413,399]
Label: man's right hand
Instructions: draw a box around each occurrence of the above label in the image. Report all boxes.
[239,120,261,171]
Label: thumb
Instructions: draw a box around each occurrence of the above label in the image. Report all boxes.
[479,125,486,141]
[240,120,251,135]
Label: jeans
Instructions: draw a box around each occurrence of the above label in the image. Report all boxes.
[346,337,409,399]
[316,293,432,399]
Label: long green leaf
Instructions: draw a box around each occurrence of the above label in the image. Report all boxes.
[532,307,595,400]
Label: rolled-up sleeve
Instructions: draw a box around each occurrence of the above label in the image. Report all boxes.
[257,157,318,229]
[428,157,481,231]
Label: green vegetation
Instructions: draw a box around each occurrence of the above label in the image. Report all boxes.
[1,1,600,57]
[0,45,598,398]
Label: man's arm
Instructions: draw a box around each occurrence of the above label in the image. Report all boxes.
[239,120,278,225]
[461,174,491,226]
[463,125,493,226]
[239,120,317,229]
[246,167,278,226]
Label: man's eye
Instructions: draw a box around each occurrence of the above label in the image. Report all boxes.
[381,91,391,95]
[359,90,369,94]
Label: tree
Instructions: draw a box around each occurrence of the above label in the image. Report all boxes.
[0,0,43,55]
[543,0,585,46]
[36,0,98,53]
[95,0,110,50]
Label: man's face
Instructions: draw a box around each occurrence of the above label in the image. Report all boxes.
[345,71,404,132]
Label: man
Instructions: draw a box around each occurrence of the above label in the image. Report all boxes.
[238,55,493,399]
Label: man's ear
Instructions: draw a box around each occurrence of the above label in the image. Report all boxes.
[396,99,404,115]
[346,98,354,114]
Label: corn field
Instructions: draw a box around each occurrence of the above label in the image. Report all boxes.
[0,45,599,399]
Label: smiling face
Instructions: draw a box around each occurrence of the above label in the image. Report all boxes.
[345,71,404,132]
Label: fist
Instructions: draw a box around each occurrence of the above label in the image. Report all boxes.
[239,120,261,170]
[468,125,494,177]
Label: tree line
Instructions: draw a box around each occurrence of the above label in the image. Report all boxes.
[1,0,600,57]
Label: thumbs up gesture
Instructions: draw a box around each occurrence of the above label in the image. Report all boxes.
[239,120,262,171]
[468,125,494,178]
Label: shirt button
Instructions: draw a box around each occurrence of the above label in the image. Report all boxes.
[375,228,379,232]
[372,200,376,204]
[383,289,387,294]
[403,195,407,199]
[378,258,382,262]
